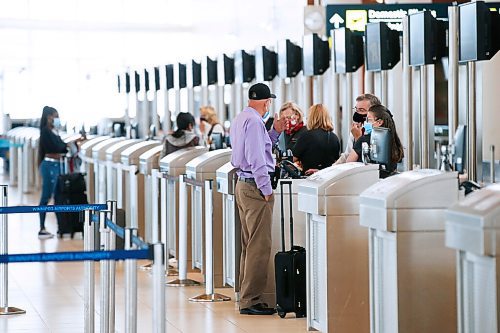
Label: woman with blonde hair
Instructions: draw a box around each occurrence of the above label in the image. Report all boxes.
[199,106,224,145]
[278,101,307,151]
[292,104,340,173]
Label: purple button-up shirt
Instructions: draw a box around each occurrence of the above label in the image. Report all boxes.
[230,107,280,196]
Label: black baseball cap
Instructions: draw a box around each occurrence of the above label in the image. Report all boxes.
[248,83,276,100]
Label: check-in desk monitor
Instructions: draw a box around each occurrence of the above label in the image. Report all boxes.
[185,148,232,287]
[159,146,209,263]
[446,184,500,333]
[360,169,459,333]
[298,163,379,332]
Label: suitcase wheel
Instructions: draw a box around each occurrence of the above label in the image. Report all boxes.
[57,232,63,239]
[276,305,286,318]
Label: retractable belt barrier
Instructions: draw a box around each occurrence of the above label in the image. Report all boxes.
[0,184,165,333]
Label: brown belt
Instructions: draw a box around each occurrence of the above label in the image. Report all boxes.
[45,153,62,159]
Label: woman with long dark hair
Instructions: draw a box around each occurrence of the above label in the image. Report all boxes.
[38,106,67,239]
[161,112,200,157]
[347,104,404,175]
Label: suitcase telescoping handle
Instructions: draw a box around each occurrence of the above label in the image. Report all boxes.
[279,180,294,252]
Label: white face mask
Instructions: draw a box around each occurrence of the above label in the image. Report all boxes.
[53,117,61,128]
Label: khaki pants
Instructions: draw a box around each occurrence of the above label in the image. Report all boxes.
[235,180,274,309]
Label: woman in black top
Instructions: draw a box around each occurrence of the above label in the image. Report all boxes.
[348,104,404,176]
[278,102,307,151]
[292,104,340,173]
[38,106,68,239]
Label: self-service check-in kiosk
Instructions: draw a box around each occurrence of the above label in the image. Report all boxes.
[215,162,240,290]
[91,138,124,203]
[120,140,161,237]
[445,184,500,333]
[80,136,110,203]
[297,163,379,333]
[359,169,459,333]
[159,147,208,268]
[104,139,141,202]
[27,131,41,190]
[7,127,24,186]
[185,149,231,287]
[138,145,164,243]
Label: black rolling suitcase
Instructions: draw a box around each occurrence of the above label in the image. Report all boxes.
[274,180,307,318]
[54,159,88,238]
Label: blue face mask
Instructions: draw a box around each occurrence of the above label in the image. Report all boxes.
[262,111,270,120]
[53,117,61,128]
[363,121,373,135]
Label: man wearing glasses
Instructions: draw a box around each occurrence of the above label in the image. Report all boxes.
[336,93,381,164]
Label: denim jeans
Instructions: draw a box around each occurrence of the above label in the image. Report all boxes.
[39,160,60,229]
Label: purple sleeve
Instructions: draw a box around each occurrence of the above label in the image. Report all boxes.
[268,127,280,144]
[244,120,272,196]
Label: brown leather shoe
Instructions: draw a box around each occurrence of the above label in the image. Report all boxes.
[240,303,276,315]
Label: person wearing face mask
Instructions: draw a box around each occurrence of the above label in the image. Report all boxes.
[37,106,69,239]
[230,83,287,316]
[346,104,404,175]
[335,93,381,164]
[199,106,224,146]
[278,102,307,151]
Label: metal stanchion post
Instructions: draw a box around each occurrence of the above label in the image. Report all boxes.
[0,185,25,315]
[491,145,496,184]
[84,209,95,333]
[99,210,111,333]
[190,180,230,302]
[107,201,117,333]
[152,243,166,333]
[160,173,177,276]
[125,227,138,333]
[167,175,200,286]
[140,169,159,271]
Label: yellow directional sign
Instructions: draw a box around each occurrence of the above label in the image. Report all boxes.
[346,10,368,32]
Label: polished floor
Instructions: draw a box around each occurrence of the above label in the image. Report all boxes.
[0,172,307,332]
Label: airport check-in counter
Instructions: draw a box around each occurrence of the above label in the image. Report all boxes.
[359,169,460,333]
[185,148,231,287]
[91,137,125,203]
[215,162,240,290]
[159,146,208,267]
[297,163,379,333]
[138,145,164,243]
[104,139,141,202]
[79,136,110,203]
[120,140,161,238]
[445,184,500,333]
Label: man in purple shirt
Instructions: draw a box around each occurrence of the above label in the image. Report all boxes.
[230,83,287,315]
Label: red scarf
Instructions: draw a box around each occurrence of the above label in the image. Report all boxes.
[285,122,304,135]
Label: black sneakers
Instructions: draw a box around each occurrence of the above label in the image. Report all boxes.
[38,229,54,239]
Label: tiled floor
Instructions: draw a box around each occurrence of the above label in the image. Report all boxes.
[0,173,307,332]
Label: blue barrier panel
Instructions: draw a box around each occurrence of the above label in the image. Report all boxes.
[0,248,152,264]
[91,216,149,250]
[0,204,107,214]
